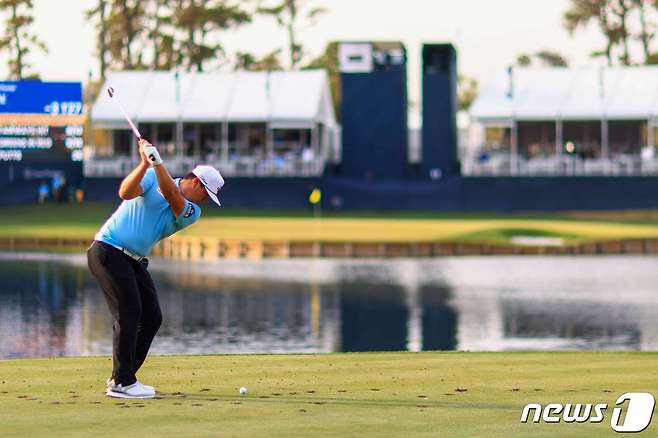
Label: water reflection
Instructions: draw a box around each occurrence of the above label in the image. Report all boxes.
[1,254,658,358]
[0,260,86,358]
[501,300,641,349]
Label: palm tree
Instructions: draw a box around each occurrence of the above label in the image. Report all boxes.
[0,0,47,79]
[258,0,327,69]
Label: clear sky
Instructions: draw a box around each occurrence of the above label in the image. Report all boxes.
[1,0,606,109]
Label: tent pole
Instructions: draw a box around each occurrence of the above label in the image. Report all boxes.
[556,119,563,176]
[602,118,609,172]
[556,119,563,155]
[312,125,319,158]
[646,119,654,175]
[266,124,274,164]
[507,65,517,176]
[321,123,329,161]
[599,66,609,173]
[194,123,201,158]
[111,129,115,155]
[177,120,183,169]
[511,120,518,176]
[222,121,229,163]
[214,123,221,162]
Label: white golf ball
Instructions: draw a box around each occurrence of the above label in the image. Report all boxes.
[239,387,247,395]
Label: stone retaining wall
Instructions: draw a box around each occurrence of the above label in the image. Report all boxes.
[3,237,658,259]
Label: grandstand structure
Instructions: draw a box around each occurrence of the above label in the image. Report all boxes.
[8,45,658,210]
[88,70,338,177]
[468,66,658,176]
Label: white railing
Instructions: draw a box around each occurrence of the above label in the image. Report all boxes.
[84,156,325,178]
[463,153,658,176]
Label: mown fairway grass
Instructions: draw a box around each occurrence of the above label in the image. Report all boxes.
[0,352,657,437]
[4,202,658,244]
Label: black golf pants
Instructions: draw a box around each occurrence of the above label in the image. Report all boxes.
[87,240,162,386]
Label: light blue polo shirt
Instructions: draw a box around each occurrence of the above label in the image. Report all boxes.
[95,169,201,257]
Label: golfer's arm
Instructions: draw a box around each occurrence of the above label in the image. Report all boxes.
[118,162,149,200]
[152,164,185,217]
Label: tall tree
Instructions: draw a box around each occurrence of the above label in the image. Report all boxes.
[234,49,283,71]
[0,0,47,79]
[564,0,618,65]
[564,0,658,65]
[174,0,251,72]
[146,0,178,69]
[611,0,633,64]
[535,50,570,66]
[258,0,327,69]
[234,52,256,70]
[632,0,655,60]
[457,74,478,111]
[516,54,532,67]
[86,0,109,79]
[106,0,147,69]
[516,50,569,67]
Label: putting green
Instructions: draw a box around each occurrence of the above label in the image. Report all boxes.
[0,352,656,437]
[3,203,658,244]
[178,217,658,243]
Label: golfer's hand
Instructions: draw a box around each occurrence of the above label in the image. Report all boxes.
[138,139,150,166]
[138,139,163,166]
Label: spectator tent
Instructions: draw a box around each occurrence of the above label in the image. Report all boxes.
[468,66,658,175]
[89,70,338,177]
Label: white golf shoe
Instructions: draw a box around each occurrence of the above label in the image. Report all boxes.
[106,381,156,399]
[138,381,155,392]
[107,378,154,393]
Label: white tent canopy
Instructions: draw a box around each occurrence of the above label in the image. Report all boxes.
[91,69,336,128]
[470,66,658,122]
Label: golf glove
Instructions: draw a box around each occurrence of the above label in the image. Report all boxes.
[143,143,163,166]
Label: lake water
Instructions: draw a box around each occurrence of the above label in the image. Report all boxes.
[1,252,658,358]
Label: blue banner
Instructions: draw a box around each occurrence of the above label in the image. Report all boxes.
[0,81,83,115]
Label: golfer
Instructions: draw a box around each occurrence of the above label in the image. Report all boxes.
[87,139,223,398]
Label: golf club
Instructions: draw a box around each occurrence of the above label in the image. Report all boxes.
[107,86,142,140]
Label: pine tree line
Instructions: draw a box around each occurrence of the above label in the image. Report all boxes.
[565,0,658,65]
[86,0,253,77]
[2,1,658,81]
[0,0,327,80]
[0,0,47,79]
[86,0,329,79]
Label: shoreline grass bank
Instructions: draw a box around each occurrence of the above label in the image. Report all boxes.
[4,203,658,258]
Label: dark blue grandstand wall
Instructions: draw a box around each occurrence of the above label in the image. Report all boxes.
[0,180,43,206]
[79,175,658,212]
[0,161,83,206]
[340,61,408,180]
[0,166,10,187]
[321,176,658,211]
[84,176,322,209]
[422,44,458,179]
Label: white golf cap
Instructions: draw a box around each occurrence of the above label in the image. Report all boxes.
[192,165,224,206]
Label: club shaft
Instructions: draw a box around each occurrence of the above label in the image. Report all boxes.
[109,89,142,139]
